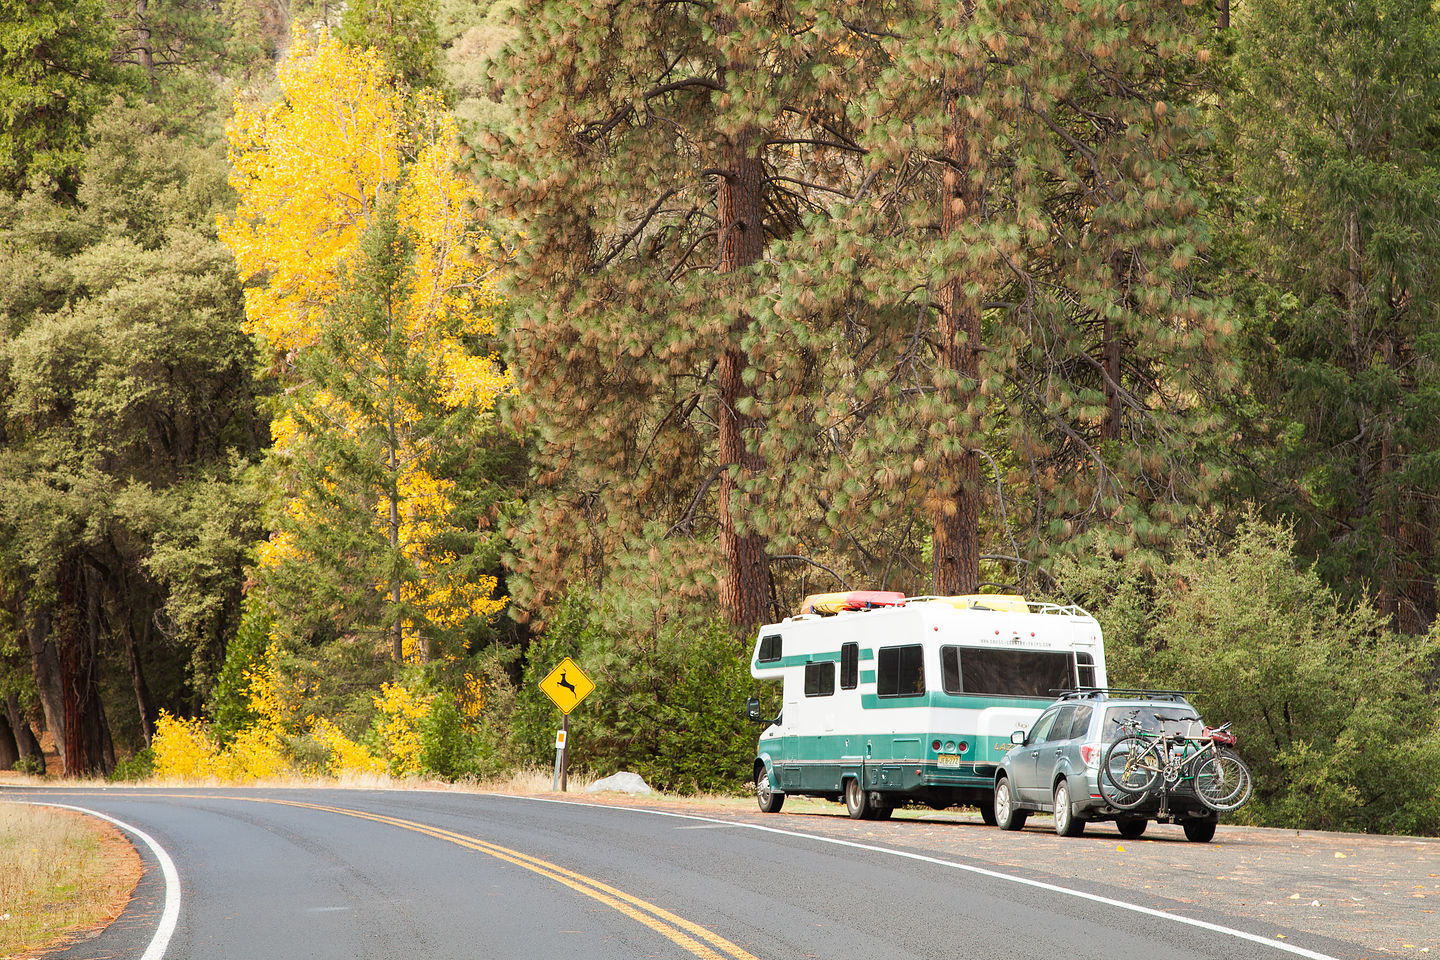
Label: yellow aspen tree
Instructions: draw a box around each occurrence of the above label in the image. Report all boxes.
[220,28,510,666]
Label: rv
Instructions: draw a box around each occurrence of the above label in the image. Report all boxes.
[744,592,1107,820]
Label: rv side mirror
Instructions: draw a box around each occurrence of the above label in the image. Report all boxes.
[744,697,764,723]
[1011,730,1026,746]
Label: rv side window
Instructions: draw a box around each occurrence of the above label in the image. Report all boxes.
[877,645,925,698]
[840,643,859,690]
[940,646,962,694]
[804,661,835,697]
[1076,652,1096,688]
[758,634,782,663]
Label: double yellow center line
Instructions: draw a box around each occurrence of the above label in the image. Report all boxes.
[254,798,759,960]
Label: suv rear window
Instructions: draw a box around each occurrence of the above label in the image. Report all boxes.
[1102,706,1201,742]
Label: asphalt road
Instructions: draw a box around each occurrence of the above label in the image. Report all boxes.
[0,787,1398,960]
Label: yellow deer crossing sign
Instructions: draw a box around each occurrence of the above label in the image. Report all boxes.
[539,657,594,715]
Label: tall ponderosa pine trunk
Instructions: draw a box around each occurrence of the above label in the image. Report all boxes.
[932,55,983,597]
[716,130,770,626]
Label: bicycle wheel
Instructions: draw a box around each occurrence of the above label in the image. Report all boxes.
[1103,735,1162,799]
[1194,748,1253,812]
[1100,776,1152,811]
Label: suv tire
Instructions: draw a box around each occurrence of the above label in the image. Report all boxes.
[994,776,1028,831]
[1053,780,1085,837]
[1116,817,1147,839]
[1183,818,1218,843]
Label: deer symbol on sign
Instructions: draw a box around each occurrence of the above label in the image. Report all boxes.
[557,671,577,697]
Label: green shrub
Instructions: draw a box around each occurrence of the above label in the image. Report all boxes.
[108,748,156,781]
[509,594,761,793]
[207,596,272,745]
[1055,513,1440,835]
[417,696,486,781]
[12,754,44,776]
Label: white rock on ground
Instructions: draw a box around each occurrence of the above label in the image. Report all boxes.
[585,771,652,795]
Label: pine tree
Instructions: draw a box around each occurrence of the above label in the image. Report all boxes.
[338,0,442,91]
[477,0,880,626]
[0,0,125,195]
[764,0,1232,595]
[259,200,508,663]
[1227,0,1440,632]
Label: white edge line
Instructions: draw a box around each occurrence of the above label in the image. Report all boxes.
[508,795,1340,960]
[13,801,180,960]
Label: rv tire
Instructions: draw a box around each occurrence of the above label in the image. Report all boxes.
[755,766,784,814]
[844,778,871,820]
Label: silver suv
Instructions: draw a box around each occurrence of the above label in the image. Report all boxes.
[992,689,1222,842]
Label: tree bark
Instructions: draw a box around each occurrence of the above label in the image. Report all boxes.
[134,0,155,83]
[24,602,65,765]
[4,693,44,772]
[0,710,18,771]
[932,43,983,597]
[715,128,771,628]
[123,618,157,748]
[54,559,114,777]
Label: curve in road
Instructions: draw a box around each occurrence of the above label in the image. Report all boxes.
[2,788,1362,960]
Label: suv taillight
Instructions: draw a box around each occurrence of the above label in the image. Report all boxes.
[1079,744,1100,768]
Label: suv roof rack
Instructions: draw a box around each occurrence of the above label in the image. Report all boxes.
[1052,687,1197,702]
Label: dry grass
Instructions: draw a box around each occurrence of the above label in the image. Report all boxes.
[0,804,140,959]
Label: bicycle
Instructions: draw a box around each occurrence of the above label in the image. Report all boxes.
[1101,712,1253,813]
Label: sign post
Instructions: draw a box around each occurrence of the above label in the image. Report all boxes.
[539,657,594,792]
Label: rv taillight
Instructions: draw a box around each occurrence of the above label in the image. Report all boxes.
[1079,745,1100,768]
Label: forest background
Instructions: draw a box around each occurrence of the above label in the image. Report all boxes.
[1,0,1437,837]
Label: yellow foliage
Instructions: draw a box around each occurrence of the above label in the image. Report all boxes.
[152,711,220,779]
[460,671,486,719]
[216,725,289,780]
[373,681,434,776]
[150,643,294,782]
[220,28,406,355]
[311,717,386,776]
[224,29,512,661]
[245,641,292,736]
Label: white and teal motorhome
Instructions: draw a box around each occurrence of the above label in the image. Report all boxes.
[745,592,1107,820]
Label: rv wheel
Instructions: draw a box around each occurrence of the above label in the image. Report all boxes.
[844,778,871,820]
[755,767,784,814]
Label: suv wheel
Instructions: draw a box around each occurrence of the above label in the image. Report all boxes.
[994,776,1028,831]
[1053,779,1085,837]
[1116,817,1147,839]
[1183,818,1218,843]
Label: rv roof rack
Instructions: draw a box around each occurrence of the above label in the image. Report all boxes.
[1051,687,1197,702]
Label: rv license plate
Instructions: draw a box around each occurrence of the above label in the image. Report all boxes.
[937,753,961,769]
